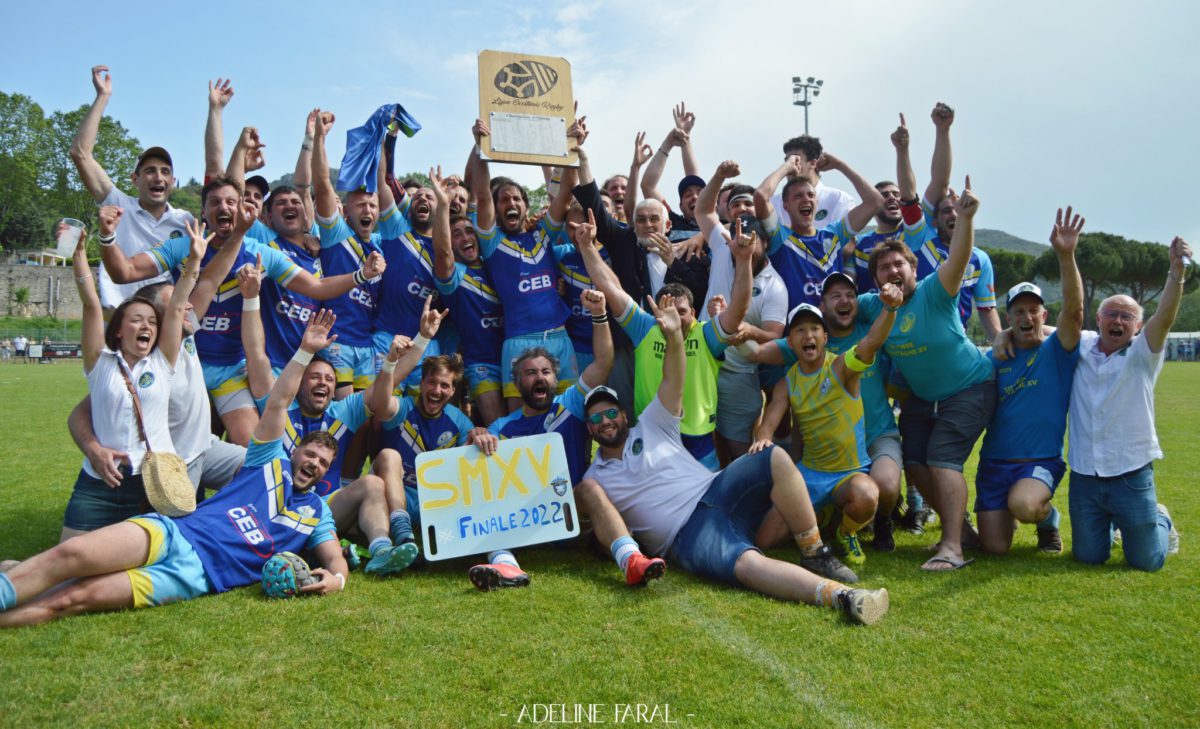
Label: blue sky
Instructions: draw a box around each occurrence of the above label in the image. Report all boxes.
[2,0,1197,247]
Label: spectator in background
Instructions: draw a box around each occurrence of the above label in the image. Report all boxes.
[2,337,12,362]
[14,335,28,363]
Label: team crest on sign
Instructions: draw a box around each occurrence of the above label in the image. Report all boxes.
[632,438,643,455]
[552,477,569,497]
[138,372,155,388]
[493,60,559,99]
[899,312,916,333]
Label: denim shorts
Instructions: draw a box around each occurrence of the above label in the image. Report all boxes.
[63,467,150,531]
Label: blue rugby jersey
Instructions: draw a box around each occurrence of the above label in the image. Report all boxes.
[488,382,590,484]
[763,211,852,310]
[259,236,323,369]
[273,392,371,497]
[313,205,403,348]
[436,261,504,365]
[380,397,475,489]
[475,217,570,338]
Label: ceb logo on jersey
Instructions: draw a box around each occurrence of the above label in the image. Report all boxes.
[899,312,916,334]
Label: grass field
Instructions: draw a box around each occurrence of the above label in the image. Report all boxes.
[0,361,1197,728]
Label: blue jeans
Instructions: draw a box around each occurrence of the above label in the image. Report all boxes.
[1068,464,1172,572]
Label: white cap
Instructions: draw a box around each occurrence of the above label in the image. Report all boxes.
[1005,282,1044,309]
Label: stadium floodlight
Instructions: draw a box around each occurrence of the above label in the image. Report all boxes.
[792,76,824,134]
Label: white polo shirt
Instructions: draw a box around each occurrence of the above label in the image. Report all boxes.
[1068,330,1164,477]
[84,348,176,478]
[584,396,717,555]
[99,187,195,308]
[169,333,211,464]
[701,227,788,374]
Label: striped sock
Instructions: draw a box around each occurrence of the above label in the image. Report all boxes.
[369,537,392,557]
[610,536,639,571]
[1038,505,1061,530]
[0,573,15,611]
[795,527,823,557]
[389,510,413,543]
[488,550,519,569]
[813,579,848,608]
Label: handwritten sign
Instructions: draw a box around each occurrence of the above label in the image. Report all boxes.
[478,50,577,167]
[416,433,578,561]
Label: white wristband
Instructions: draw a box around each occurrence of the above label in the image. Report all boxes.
[413,334,431,349]
[243,296,260,311]
[380,358,398,374]
[335,573,345,591]
[292,349,314,366]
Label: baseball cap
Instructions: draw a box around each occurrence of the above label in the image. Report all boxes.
[245,175,270,198]
[786,303,827,333]
[584,386,621,411]
[821,271,856,295]
[1006,282,1044,309]
[135,146,173,172]
[677,175,706,198]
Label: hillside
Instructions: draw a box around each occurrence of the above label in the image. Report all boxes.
[976,229,1046,256]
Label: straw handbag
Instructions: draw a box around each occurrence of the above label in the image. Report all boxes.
[119,363,195,517]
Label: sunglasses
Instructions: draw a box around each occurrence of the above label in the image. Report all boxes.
[587,407,620,424]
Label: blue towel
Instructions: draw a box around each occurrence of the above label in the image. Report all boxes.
[336,103,422,193]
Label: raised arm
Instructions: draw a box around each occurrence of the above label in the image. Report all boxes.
[383,296,447,394]
[836,282,900,389]
[311,110,339,220]
[698,160,738,239]
[376,130,395,212]
[579,288,613,387]
[368,336,413,422]
[191,199,255,321]
[1049,206,1085,350]
[294,113,315,227]
[673,103,699,176]
[254,311,337,443]
[1142,236,1194,353]
[749,379,790,453]
[204,78,234,180]
[69,65,116,202]
[816,154,883,234]
[891,114,918,203]
[754,158,801,222]
[937,177,979,297]
[157,221,210,368]
[239,255,274,400]
[571,210,632,313]
[648,293,685,417]
[470,119,495,231]
[625,131,653,224]
[641,127,688,206]
[429,166,455,280]
[72,219,104,372]
[924,102,954,208]
[716,219,756,335]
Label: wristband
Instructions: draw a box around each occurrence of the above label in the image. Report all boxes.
[335,573,345,591]
[98,233,116,246]
[591,314,609,324]
[353,269,368,285]
[75,273,93,283]
[292,349,314,367]
[1168,270,1185,285]
[380,357,398,374]
[886,305,900,313]
[413,334,431,350]
[243,296,260,311]
[844,345,872,373]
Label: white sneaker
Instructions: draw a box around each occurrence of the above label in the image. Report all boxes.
[1158,504,1180,555]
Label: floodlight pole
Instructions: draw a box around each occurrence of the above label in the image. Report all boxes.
[792,76,824,134]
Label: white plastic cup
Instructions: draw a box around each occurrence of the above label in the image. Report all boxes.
[56,218,85,258]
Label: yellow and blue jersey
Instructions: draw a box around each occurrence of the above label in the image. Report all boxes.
[489,382,589,484]
[981,332,1078,460]
[436,260,504,366]
[272,393,370,497]
[765,216,852,310]
[475,217,570,338]
[260,236,323,369]
[173,437,336,594]
[786,352,869,472]
[553,240,610,355]
[314,207,402,348]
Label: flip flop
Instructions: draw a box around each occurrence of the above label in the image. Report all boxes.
[921,555,974,571]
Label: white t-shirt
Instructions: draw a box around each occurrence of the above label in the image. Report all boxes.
[84,347,176,478]
[701,225,788,374]
[770,180,856,231]
[1068,331,1165,477]
[99,187,195,308]
[584,396,717,555]
[169,333,211,464]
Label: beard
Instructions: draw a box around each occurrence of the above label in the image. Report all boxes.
[592,420,629,449]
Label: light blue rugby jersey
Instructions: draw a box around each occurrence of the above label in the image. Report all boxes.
[474,216,570,338]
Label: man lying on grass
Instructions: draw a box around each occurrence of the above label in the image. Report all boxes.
[580,288,889,626]
[0,313,350,627]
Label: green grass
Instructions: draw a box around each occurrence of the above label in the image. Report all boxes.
[1,361,1197,728]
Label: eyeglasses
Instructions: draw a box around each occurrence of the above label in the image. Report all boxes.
[1099,310,1138,323]
[587,407,620,424]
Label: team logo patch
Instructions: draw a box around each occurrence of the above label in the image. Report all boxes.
[632,438,643,455]
[552,477,569,497]
[169,230,183,238]
[752,286,762,297]
[297,505,316,519]
[815,209,828,221]
[436,431,455,447]
[138,372,155,388]
[899,312,916,334]
[820,377,831,396]
[184,338,195,355]
[494,60,559,99]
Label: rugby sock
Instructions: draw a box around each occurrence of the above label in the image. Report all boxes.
[610,536,639,572]
[489,550,520,569]
[1038,505,1061,530]
[907,485,925,512]
[368,537,393,557]
[389,510,414,544]
[840,513,871,537]
[813,579,849,608]
[795,527,823,557]
[0,573,15,611]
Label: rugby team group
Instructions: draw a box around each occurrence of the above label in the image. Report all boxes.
[1,65,1191,628]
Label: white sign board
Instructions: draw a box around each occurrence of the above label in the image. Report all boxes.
[416,433,578,561]
[488,111,569,158]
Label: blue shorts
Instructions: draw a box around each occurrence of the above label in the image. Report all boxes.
[797,462,869,511]
[63,467,149,531]
[201,360,255,415]
[501,328,578,400]
[464,361,502,399]
[126,514,212,608]
[682,433,719,472]
[404,483,422,527]
[974,457,1065,513]
[374,329,438,395]
[322,341,376,390]
[669,447,776,586]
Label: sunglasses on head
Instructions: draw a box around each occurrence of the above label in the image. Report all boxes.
[587,407,620,425]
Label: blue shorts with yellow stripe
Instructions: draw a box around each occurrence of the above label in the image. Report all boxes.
[126,514,212,608]
[201,359,255,415]
[501,328,578,400]
[321,341,376,390]
[797,462,870,511]
[464,361,502,399]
